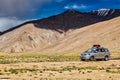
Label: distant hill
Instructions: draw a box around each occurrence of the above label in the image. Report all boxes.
[0,9,119,54]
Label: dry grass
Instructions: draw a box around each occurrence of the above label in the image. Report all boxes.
[0,60,120,80]
[0,54,80,64]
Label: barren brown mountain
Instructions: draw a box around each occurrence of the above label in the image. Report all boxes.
[0,9,120,54]
[42,17,120,55]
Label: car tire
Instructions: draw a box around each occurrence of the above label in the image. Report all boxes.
[104,56,109,61]
[81,59,85,61]
[89,56,95,61]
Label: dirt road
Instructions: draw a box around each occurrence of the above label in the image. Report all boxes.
[0,60,120,80]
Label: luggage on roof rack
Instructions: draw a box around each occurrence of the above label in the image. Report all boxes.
[93,44,101,48]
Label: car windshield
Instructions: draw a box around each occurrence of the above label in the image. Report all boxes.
[86,48,96,53]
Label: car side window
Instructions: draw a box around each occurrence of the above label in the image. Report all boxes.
[96,49,98,52]
[101,48,105,52]
[96,48,104,52]
[95,48,100,53]
[105,49,108,52]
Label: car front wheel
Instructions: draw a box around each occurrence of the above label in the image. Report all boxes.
[89,56,95,61]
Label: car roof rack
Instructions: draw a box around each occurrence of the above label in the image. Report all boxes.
[93,44,101,48]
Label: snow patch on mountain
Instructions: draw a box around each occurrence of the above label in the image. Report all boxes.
[91,8,118,16]
[98,9,110,16]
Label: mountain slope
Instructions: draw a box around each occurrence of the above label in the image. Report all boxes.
[33,10,99,32]
[0,24,65,53]
[0,9,120,54]
[35,17,120,55]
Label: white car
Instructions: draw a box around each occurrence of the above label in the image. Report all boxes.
[80,45,110,61]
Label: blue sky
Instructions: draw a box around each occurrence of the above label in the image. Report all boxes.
[0,0,120,31]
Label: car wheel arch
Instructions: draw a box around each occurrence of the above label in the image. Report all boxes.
[89,56,95,61]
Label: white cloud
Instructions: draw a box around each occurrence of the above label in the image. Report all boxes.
[64,4,87,9]
[0,17,24,32]
[0,0,53,31]
[64,6,70,9]
[0,0,52,17]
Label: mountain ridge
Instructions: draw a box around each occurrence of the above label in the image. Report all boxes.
[0,9,119,53]
[0,9,120,35]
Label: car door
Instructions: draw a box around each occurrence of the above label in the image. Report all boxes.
[93,49,100,59]
[98,48,105,59]
[101,48,106,58]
